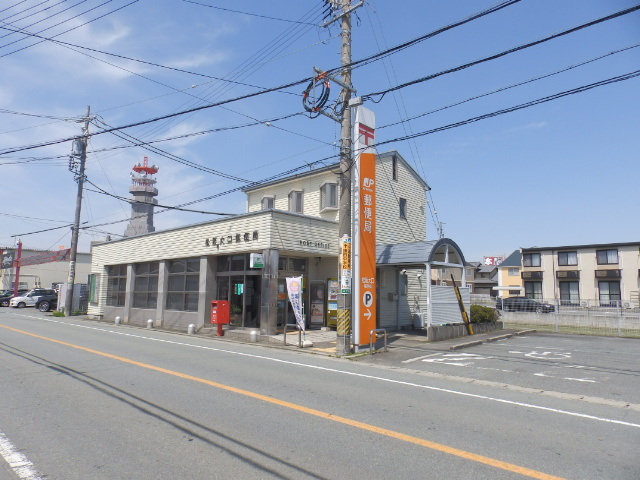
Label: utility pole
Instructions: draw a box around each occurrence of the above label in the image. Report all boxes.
[13,240,23,295]
[64,106,90,316]
[336,0,353,356]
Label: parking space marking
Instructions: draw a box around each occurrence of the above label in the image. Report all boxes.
[422,353,495,367]
[402,353,441,363]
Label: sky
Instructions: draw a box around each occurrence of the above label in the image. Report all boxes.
[1,0,638,262]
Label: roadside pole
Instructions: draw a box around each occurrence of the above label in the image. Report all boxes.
[64,106,91,316]
[336,0,353,356]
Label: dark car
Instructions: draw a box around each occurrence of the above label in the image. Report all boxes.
[0,289,29,307]
[496,297,555,313]
[36,296,58,312]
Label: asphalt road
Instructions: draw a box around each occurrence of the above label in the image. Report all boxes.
[1,309,638,480]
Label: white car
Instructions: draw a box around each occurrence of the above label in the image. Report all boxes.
[10,289,57,308]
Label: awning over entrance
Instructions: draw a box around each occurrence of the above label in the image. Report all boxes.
[376,238,468,329]
[376,238,466,268]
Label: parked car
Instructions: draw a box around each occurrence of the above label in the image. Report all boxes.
[496,297,555,313]
[9,289,58,309]
[36,296,58,312]
[0,289,29,307]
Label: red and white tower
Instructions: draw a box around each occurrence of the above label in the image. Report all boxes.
[124,157,159,237]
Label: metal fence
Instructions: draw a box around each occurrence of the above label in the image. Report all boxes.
[471,296,640,338]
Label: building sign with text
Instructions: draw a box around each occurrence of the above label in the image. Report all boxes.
[354,106,377,346]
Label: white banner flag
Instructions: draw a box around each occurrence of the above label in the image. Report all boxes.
[286,276,305,333]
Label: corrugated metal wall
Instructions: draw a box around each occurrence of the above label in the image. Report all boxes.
[431,285,470,326]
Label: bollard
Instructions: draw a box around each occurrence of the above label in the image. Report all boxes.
[188,324,196,335]
[147,319,153,329]
[249,330,258,343]
[115,316,121,325]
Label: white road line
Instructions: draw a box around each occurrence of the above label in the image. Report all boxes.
[11,314,640,430]
[564,377,596,383]
[402,353,441,363]
[0,431,45,480]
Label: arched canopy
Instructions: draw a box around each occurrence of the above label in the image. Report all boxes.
[376,238,466,269]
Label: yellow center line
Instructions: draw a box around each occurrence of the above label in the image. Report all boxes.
[1,324,566,480]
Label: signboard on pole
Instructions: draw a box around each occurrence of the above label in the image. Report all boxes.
[1,251,15,270]
[353,106,377,346]
[340,236,352,293]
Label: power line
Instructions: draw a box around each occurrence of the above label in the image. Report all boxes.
[378,43,640,130]
[84,178,238,215]
[362,3,640,101]
[0,76,312,156]
[0,23,289,91]
[182,1,318,25]
[329,0,525,77]
[373,69,640,148]
[0,1,141,58]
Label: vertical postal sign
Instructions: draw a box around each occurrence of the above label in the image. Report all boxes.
[353,106,377,346]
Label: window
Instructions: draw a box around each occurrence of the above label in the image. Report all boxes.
[166,258,200,311]
[508,268,519,276]
[524,281,542,299]
[399,273,408,296]
[133,262,159,309]
[288,257,307,272]
[596,249,618,265]
[392,155,398,181]
[106,264,127,307]
[288,190,303,213]
[598,281,621,306]
[277,256,306,273]
[230,254,245,271]
[320,183,338,210]
[261,196,275,210]
[557,251,577,266]
[559,281,579,305]
[399,198,407,219]
[523,253,541,267]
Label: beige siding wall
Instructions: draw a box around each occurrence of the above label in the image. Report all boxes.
[247,153,429,247]
[247,170,340,223]
[375,155,427,245]
[268,212,338,255]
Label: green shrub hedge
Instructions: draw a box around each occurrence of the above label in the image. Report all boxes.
[470,304,499,323]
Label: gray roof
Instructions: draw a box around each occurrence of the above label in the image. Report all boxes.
[243,150,430,193]
[500,250,521,267]
[376,238,466,266]
[521,241,640,252]
[477,264,496,274]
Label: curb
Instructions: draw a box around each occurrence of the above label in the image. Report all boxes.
[449,329,536,350]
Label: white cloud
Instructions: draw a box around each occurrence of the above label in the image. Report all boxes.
[508,121,547,132]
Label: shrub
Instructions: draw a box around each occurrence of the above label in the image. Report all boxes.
[470,305,499,323]
[53,311,65,317]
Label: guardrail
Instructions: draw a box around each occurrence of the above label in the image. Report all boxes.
[284,323,302,348]
[369,328,388,355]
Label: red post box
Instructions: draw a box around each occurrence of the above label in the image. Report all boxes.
[211,300,230,336]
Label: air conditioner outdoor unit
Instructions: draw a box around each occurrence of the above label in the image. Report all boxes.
[580,301,589,307]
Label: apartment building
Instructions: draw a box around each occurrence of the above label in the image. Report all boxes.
[520,242,639,306]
